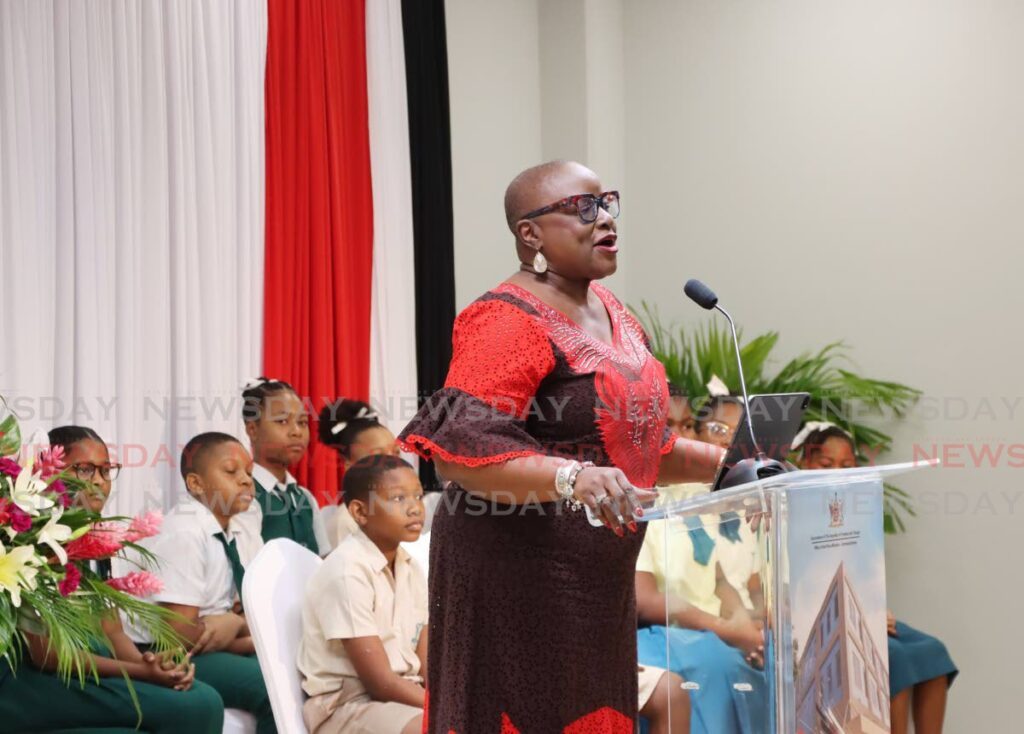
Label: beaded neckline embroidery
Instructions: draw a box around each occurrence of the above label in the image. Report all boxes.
[495,282,649,374]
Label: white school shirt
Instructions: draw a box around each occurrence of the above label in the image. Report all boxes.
[126,495,262,643]
[297,530,428,697]
[236,463,331,554]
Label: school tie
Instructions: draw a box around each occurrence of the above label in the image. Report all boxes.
[284,483,319,553]
[718,511,743,543]
[284,483,304,510]
[683,515,716,566]
[214,531,246,600]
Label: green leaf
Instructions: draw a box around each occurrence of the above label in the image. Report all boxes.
[634,308,923,534]
[0,397,21,457]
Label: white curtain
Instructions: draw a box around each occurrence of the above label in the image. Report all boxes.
[366,0,419,437]
[0,0,266,516]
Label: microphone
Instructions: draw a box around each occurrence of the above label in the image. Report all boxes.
[683,279,791,488]
[683,279,718,310]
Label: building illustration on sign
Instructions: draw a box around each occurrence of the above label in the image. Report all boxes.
[796,563,890,734]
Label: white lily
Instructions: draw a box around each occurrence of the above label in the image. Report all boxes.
[11,459,53,516]
[0,544,41,607]
[36,508,73,565]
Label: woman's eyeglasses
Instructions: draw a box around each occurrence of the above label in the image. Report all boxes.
[521,190,620,224]
[71,462,122,481]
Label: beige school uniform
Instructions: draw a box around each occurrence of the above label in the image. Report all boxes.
[298,530,428,734]
[638,664,669,709]
[328,503,361,548]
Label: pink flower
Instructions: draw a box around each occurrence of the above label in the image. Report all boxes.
[0,458,21,478]
[36,446,66,480]
[65,525,124,560]
[0,498,12,526]
[59,563,82,596]
[123,510,163,543]
[107,571,163,597]
[50,479,72,509]
[10,506,32,533]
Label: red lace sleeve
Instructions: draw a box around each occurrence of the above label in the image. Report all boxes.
[445,298,555,416]
[399,297,556,467]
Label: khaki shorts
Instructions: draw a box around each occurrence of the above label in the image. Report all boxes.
[638,664,668,710]
[304,677,422,734]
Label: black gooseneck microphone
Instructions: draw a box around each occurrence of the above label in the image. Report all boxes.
[684,278,791,488]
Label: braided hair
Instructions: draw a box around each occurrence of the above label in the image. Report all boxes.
[241,376,298,423]
[318,399,383,460]
[797,425,855,463]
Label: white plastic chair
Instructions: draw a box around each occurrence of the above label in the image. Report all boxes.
[242,539,323,734]
[319,504,339,548]
[223,709,258,734]
[404,531,431,579]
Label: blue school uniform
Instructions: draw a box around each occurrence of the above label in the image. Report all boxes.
[888,621,958,696]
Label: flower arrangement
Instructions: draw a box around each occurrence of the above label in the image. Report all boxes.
[0,398,183,686]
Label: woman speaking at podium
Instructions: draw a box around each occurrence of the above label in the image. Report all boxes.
[400,161,723,733]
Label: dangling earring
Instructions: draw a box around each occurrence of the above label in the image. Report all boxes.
[532,250,548,274]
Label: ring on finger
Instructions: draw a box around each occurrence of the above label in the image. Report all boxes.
[597,495,614,506]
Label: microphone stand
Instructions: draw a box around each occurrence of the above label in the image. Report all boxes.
[711,306,792,489]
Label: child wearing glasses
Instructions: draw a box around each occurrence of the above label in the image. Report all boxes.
[237,377,330,554]
[0,425,224,733]
[694,395,743,449]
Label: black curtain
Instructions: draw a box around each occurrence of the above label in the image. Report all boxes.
[402,0,456,489]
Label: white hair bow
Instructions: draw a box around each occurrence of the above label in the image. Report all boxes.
[791,421,851,450]
[330,405,378,435]
[706,374,730,397]
[243,377,268,390]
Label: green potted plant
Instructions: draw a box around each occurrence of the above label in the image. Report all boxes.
[638,304,922,533]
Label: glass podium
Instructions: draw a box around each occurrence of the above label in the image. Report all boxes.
[640,461,931,734]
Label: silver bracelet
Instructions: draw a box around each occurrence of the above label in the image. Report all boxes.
[555,461,581,507]
[564,461,594,512]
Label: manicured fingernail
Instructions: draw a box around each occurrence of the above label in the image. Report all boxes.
[615,526,624,537]
[628,521,638,533]
[635,507,644,517]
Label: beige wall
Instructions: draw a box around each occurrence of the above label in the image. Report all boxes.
[445,0,543,309]
[446,0,1023,727]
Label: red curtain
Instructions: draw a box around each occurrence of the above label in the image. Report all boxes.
[264,0,373,505]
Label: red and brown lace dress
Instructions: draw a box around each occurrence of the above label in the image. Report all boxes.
[400,282,677,734]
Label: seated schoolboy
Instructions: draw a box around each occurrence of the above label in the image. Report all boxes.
[132,432,276,734]
[796,423,958,734]
[239,377,329,554]
[297,455,427,734]
[0,425,223,734]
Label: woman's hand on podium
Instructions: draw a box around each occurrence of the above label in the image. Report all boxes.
[572,466,657,536]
